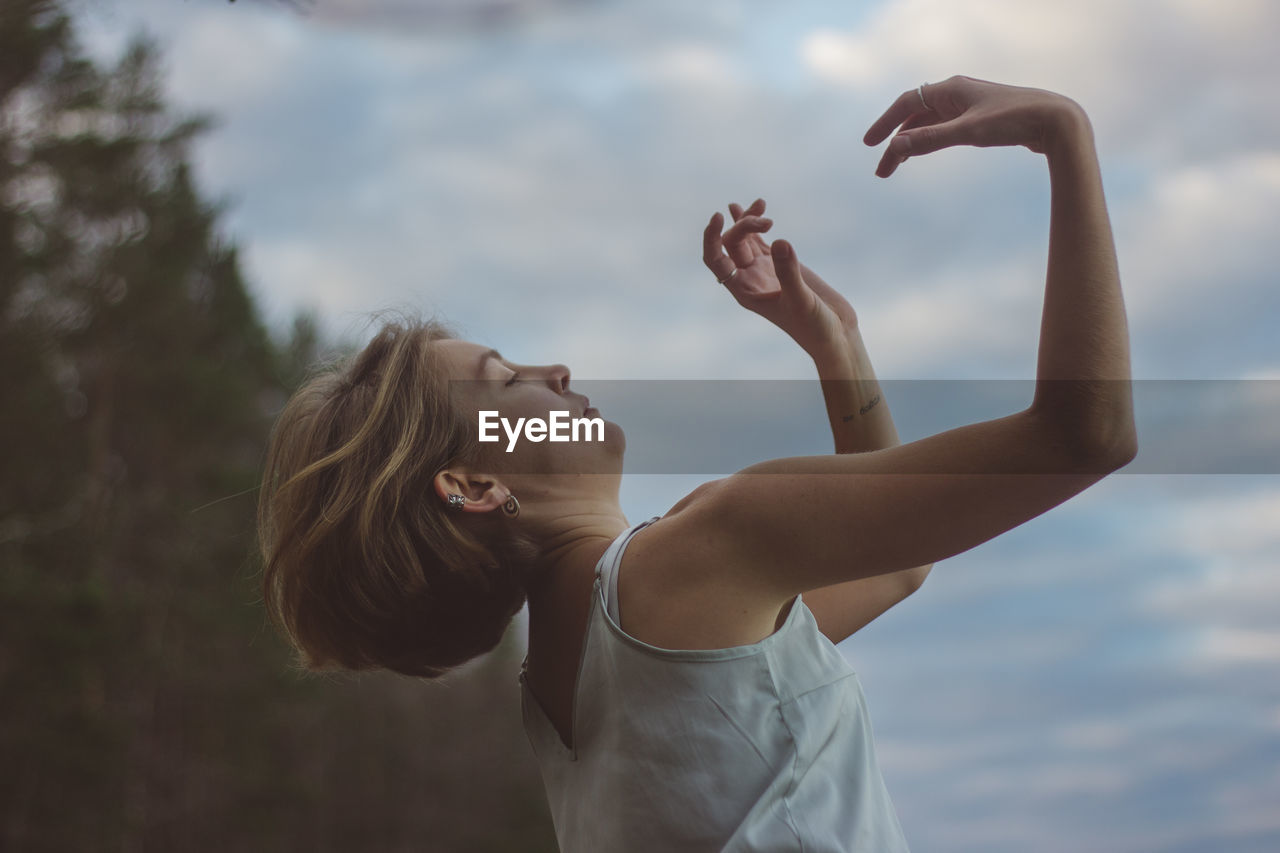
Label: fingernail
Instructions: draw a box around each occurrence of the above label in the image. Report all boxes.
[773,241,791,259]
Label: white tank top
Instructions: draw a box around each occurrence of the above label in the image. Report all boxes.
[519,517,910,852]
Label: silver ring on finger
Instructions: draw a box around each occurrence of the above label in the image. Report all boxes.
[917,83,932,111]
[717,268,739,285]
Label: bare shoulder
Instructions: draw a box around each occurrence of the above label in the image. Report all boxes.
[619,478,790,650]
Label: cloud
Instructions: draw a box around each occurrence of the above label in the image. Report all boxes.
[1141,487,1280,667]
[800,0,1280,161]
[1118,153,1280,357]
[796,1,1280,381]
[1194,629,1280,666]
[86,0,1280,390]
[306,0,589,32]
[842,471,1280,851]
[166,10,309,113]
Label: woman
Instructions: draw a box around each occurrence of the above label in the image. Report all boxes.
[259,76,1136,851]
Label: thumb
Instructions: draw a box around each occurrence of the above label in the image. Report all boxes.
[771,240,807,298]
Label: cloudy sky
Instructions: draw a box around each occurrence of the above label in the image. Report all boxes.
[81,0,1279,850]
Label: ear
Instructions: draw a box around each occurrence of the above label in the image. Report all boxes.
[433,468,509,514]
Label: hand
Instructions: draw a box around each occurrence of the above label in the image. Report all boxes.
[703,198,858,357]
[864,75,1086,177]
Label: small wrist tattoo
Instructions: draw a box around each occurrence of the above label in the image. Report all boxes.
[842,394,881,421]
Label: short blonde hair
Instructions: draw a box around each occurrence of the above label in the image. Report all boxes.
[258,316,535,678]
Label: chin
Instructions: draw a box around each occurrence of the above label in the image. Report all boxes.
[583,424,625,476]
[604,418,625,451]
[541,428,624,477]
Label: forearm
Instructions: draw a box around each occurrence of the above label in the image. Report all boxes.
[811,330,901,454]
[811,332,932,588]
[1032,105,1136,457]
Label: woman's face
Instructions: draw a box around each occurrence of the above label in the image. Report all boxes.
[433,338,624,477]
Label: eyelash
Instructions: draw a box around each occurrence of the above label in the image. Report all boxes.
[505,372,520,386]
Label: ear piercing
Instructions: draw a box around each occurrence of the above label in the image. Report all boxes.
[447,492,520,518]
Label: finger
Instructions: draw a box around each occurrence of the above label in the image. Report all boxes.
[738,226,772,265]
[875,118,971,178]
[899,112,939,133]
[864,87,929,146]
[875,137,907,178]
[702,212,737,282]
[722,215,772,246]
[726,199,770,258]
[744,199,769,252]
[722,215,773,267]
[893,118,970,157]
[770,240,806,298]
[728,198,766,223]
[742,219,770,255]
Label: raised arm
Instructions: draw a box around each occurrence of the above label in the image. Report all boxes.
[683,77,1136,610]
[867,77,1133,443]
[703,199,934,640]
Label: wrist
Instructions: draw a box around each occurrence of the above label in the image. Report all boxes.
[808,334,857,378]
[1040,98,1094,161]
[812,325,882,384]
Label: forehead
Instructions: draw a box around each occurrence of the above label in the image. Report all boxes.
[432,338,492,371]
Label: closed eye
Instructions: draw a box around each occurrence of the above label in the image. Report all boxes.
[505,372,520,386]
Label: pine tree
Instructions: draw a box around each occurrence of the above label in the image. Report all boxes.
[1,4,557,849]
[0,3,293,847]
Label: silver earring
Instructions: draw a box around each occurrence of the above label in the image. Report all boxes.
[501,494,520,518]
[447,494,466,509]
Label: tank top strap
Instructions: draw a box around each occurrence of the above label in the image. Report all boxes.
[596,517,662,625]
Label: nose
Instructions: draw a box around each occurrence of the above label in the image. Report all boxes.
[546,363,570,392]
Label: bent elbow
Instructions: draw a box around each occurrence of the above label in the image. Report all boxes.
[902,563,934,595]
[1091,420,1138,470]
[1072,436,1136,475]
[1111,430,1139,468]
[1031,406,1138,473]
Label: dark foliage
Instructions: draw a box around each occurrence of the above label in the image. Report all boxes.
[0,2,555,849]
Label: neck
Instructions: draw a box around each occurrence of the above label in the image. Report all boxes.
[507,478,630,596]
[539,505,628,563]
